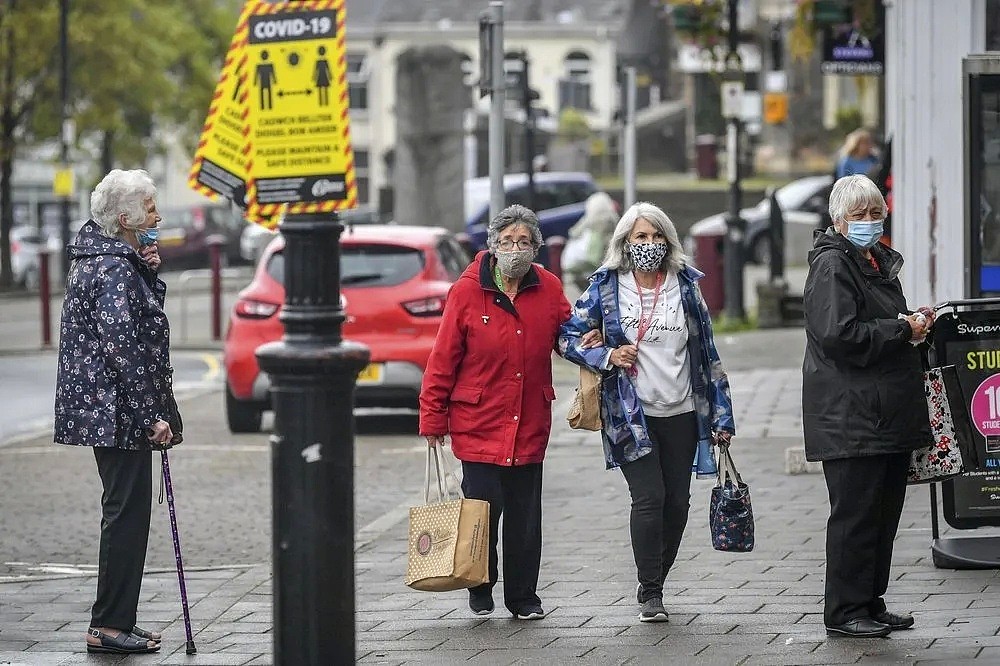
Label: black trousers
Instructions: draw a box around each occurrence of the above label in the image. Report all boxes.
[461,461,543,613]
[619,412,698,603]
[822,451,910,626]
[91,447,153,631]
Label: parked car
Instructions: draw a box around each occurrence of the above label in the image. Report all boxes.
[239,204,380,266]
[223,224,471,432]
[684,174,834,266]
[464,172,598,265]
[5,225,65,289]
[157,204,245,270]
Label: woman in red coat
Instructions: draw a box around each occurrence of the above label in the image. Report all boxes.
[419,204,596,619]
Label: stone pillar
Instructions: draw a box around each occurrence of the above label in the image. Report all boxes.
[394,46,470,232]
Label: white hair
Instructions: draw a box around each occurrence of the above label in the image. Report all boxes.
[828,174,886,227]
[90,169,157,237]
[602,202,687,274]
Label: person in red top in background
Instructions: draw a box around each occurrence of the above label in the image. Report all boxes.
[419,204,600,620]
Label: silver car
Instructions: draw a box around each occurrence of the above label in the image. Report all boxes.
[6,226,65,289]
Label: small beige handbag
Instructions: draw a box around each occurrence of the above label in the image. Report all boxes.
[567,367,603,431]
[405,446,490,592]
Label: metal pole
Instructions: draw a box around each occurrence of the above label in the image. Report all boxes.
[768,189,785,282]
[723,0,746,321]
[521,52,536,212]
[623,66,637,208]
[256,212,370,664]
[208,235,224,341]
[39,249,51,349]
[488,1,505,220]
[59,0,71,278]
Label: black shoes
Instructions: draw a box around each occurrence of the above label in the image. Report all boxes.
[468,588,495,616]
[825,618,892,638]
[512,604,546,620]
[873,610,914,630]
[638,598,669,623]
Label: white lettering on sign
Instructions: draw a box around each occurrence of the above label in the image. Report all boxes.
[312,179,345,197]
[252,15,334,41]
[958,323,1000,336]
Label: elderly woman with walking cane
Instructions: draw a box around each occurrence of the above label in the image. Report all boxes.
[54,169,183,654]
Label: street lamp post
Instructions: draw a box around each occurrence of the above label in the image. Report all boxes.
[255,212,370,664]
[519,51,537,212]
[723,0,746,321]
[59,0,70,277]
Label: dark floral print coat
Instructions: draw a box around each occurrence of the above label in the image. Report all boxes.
[54,220,181,450]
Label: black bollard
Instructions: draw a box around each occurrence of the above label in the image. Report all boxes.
[768,189,786,282]
[255,211,370,665]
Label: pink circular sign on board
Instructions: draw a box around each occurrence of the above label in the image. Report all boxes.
[970,373,1000,437]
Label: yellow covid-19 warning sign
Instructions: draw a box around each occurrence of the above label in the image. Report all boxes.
[188,1,257,207]
[188,0,355,225]
[245,0,356,220]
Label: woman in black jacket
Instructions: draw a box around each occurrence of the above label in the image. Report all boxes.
[55,169,179,654]
[802,174,934,638]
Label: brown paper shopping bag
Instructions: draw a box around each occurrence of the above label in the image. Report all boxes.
[405,446,490,592]
[567,366,602,431]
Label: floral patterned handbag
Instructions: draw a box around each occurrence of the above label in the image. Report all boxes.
[907,365,980,484]
[709,443,755,552]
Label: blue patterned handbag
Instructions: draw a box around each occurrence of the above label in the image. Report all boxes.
[709,443,754,552]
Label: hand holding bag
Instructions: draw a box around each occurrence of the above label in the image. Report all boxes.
[567,367,603,431]
[907,365,980,484]
[405,446,490,591]
[709,443,755,552]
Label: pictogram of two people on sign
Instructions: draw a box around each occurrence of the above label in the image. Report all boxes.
[252,46,332,110]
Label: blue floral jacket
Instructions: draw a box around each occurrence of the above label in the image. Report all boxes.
[54,221,180,450]
[558,266,735,475]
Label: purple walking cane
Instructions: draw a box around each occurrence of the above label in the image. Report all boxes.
[160,450,197,655]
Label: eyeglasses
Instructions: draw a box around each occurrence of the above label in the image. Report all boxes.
[497,239,534,251]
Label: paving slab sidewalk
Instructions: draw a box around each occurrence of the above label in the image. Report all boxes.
[2,328,999,665]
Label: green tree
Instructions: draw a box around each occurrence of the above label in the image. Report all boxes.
[0,0,239,288]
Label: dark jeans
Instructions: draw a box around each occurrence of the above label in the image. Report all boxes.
[91,447,153,631]
[619,412,698,603]
[461,461,543,613]
[822,452,910,626]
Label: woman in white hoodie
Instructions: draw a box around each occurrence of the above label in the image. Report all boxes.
[559,202,736,623]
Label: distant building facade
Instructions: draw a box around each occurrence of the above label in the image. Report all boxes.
[343,0,667,207]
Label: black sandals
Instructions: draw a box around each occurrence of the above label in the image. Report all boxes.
[131,625,162,642]
[86,628,160,654]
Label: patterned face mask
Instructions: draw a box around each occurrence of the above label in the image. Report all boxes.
[627,242,668,272]
[495,249,534,279]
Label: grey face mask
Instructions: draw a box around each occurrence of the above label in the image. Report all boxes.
[495,249,534,280]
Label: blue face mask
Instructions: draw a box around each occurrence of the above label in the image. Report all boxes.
[844,221,883,249]
[136,227,159,246]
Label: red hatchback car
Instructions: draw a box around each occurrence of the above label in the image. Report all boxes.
[223,224,471,432]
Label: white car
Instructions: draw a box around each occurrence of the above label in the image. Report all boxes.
[6,226,67,289]
[685,175,834,267]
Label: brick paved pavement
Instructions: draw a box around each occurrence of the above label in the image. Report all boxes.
[2,327,999,664]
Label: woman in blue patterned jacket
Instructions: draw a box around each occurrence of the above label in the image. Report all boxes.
[54,169,179,655]
[559,202,736,623]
